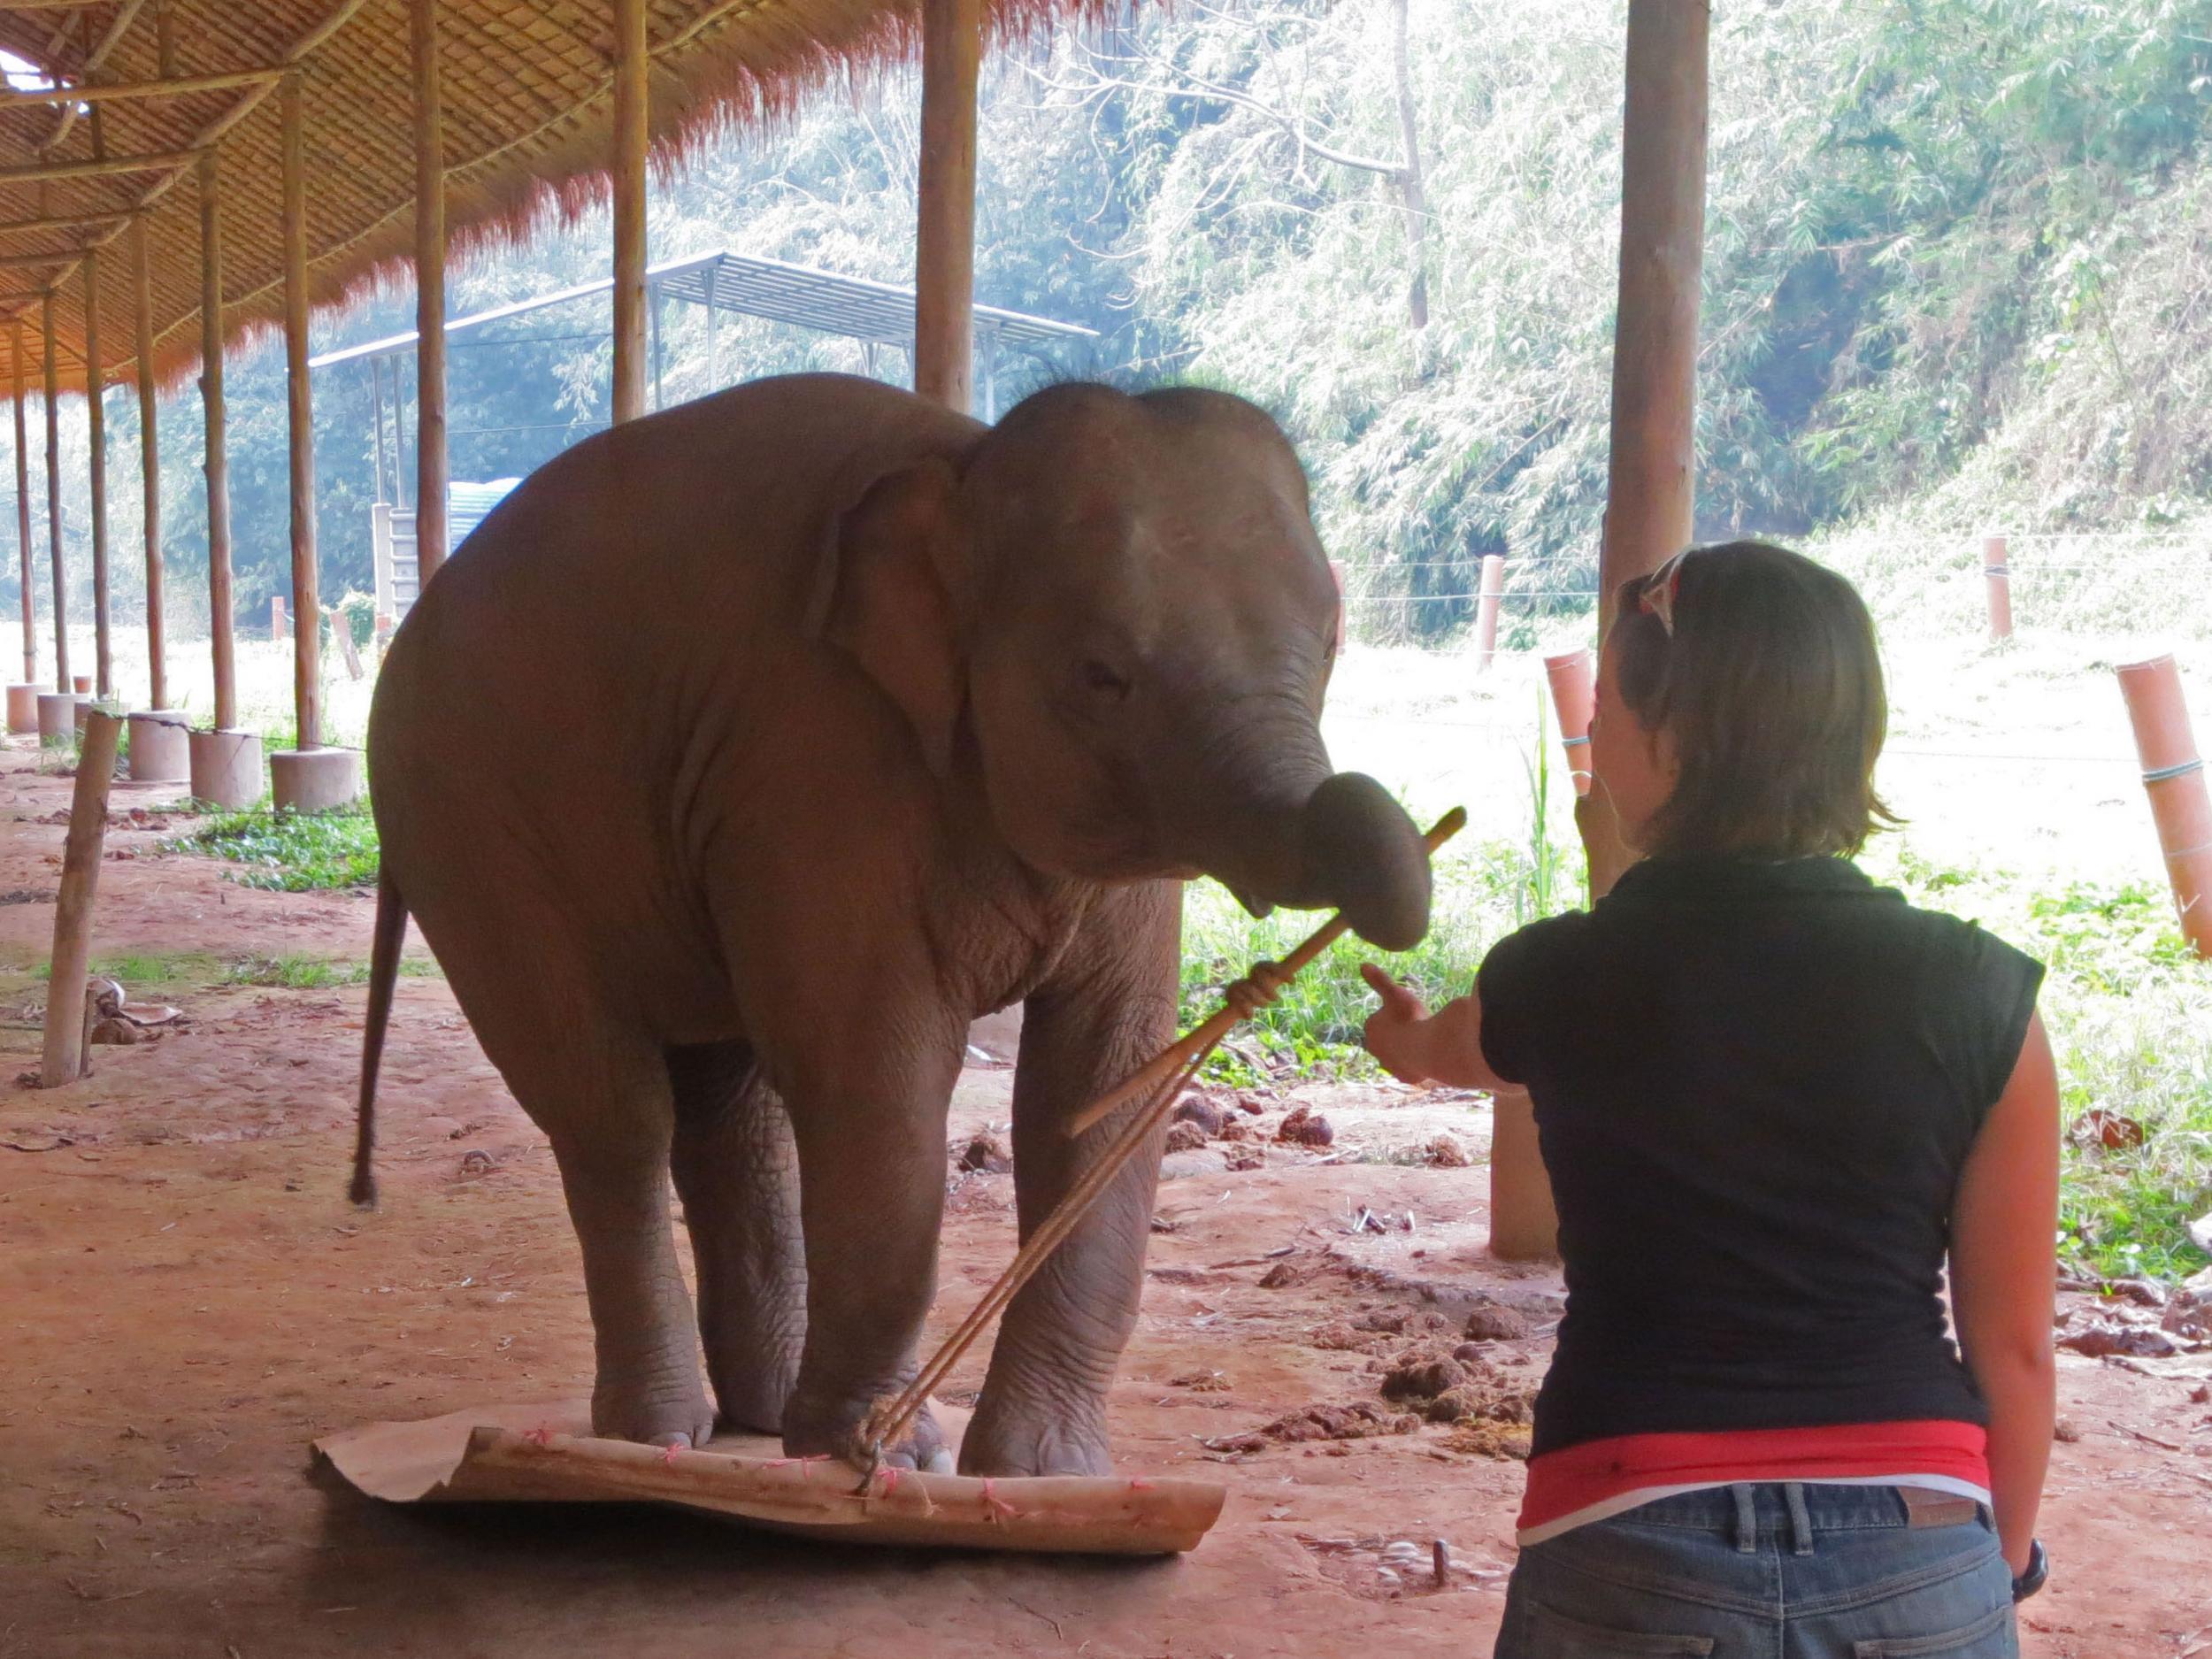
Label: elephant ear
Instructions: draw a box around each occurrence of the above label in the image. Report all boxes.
[809,457,965,777]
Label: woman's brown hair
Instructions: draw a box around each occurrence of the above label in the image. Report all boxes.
[1611,541,1898,859]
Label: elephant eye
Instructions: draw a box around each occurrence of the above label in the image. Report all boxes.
[1079,659,1133,702]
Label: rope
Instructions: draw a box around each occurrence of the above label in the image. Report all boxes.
[854,806,1470,1471]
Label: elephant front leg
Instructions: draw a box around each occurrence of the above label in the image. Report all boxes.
[963,883,1181,1478]
[776,1024,965,1472]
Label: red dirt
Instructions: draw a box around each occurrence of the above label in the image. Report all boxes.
[3,742,2210,1656]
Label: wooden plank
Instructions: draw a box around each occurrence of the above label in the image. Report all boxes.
[40,710,123,1089]
[282,74,320,750]
[84,248,111,701]
[12,321,30,686]
[610,0,649,425]
[40,291,66,692]
[199,151,235,732]
[132,215,164,711]
[1596,0,1710,636]
[411,0,448,581]
[913,0,979,413]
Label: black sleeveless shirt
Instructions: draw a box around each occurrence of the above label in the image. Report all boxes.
[1478,855,2044,1459]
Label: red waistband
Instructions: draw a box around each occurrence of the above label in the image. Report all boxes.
[1518,1419,1992,1534]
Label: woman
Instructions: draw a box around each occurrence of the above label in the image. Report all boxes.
[1363,541,2055,1656]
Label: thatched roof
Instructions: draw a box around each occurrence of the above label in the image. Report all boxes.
[0,0,1045,396]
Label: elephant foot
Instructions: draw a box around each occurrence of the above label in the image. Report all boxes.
[706,1342,801,1438]
[592,1374,718,1451]
[956,1393,1113,1478]
[782,1390,954,1474]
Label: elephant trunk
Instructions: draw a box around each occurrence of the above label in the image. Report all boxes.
[1176,718,1432,951]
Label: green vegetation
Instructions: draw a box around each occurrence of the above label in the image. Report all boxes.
[172,807,381,892]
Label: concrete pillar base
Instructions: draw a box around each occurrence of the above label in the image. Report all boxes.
[271,747,363,812]
[188,728,265,810]
[36,692,87,747]
[6,683,39,733]
[127,710,192,783]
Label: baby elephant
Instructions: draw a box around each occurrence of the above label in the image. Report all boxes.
[353,373,1431,1477]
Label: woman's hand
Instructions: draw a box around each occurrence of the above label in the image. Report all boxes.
[1359,962,1436,1085]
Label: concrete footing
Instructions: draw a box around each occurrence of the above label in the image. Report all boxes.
[127,710,192,783]
[5,684,38,734]
[270,746,363,812]
[188,728,265,810]
[36,692,87,747]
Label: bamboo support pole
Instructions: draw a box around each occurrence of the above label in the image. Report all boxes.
[281,75,321,750]
[2117,656,2212,958]
[1596,0,1709,637]
[913,0,979,413]
[0,211,135,238]
[4,65,286,108]
[12,321,30,685]
[610,0,649,426]
[411,0,449,583]
[198,152,235,732]
[35,0,146,157]
[1983,534,2012,641]
[41,290,66,692]
[40,709,123,1088]
[84,249,111,701]
[0,249,93,271]
[132,216,163,711]
[0,148,202,185]
[1473,553,1506,674]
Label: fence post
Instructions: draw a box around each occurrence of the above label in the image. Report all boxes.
[1474,553,1506,674]
[1544,648,1596,796]
[271,595,287,641]
[41,710,123,1087]
[2116,655,2211,958]
[1983,534,2012,641]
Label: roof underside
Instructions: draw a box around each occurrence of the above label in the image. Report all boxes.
[307,248,1096,367]
[0,0,1071,397]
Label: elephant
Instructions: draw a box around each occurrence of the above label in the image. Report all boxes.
[350,372,1432,1478]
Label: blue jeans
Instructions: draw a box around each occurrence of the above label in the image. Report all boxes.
[1494,1484,2016,1657]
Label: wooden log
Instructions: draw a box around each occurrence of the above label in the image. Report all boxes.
[411,0,448,583]
[40,709,123,1088]
[0,248,96,270]
[199,150,236,732]
[913,0,980,413]
[1596,0,1709,636]
[3,65,284,107]
[12,320,30,685]
[132,215,164,711]
[0,148,203,185]
[84,248,111,701]
[0,210,135,238]
[281,76,321,749]
[610,0,649,426]
[41,289,66,692]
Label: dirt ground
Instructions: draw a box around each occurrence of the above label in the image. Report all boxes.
[2,741,2210,1659]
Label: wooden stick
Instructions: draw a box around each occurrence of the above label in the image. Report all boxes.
[0,211,135,239]
[41,290,66,693]
[41,710,123,1087]
[36,0,149,157]
[12,320,31,686]
[5,65,283,108]
[610,0,649,426]
[0,149,203,185]
[133,216,163,711]
[0,249,93,270]
[84,249,111,701]
[411,0,449,585]
[282,74,320,750]
[199,151,235,732]
[913,0,979,413]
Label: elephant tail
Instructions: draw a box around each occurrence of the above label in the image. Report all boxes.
[350,869,409,1209]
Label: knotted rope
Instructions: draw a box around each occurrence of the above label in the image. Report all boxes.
[855,806,1467,1474]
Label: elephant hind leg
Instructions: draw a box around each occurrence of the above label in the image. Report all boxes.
[667,1041,807,1436]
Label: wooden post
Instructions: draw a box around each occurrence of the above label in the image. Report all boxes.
[411,0,448,582]
[2117,656,2212,959]
[913,0,980,413]
[198,150,235,732]
[1595,0,1709,639]
[40,708,122,1088]
[609,0,649,426]
[649,279,664,411]
[1983,534,2012,641]
[11,320,30,685]
[282,73,320,751]
[1473,552,1506,673]
[83,248,111,702]
[132,214,163,711]
[41,288,66,692]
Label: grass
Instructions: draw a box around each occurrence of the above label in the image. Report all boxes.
[17,951,440,988]
[170,805,381,892]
